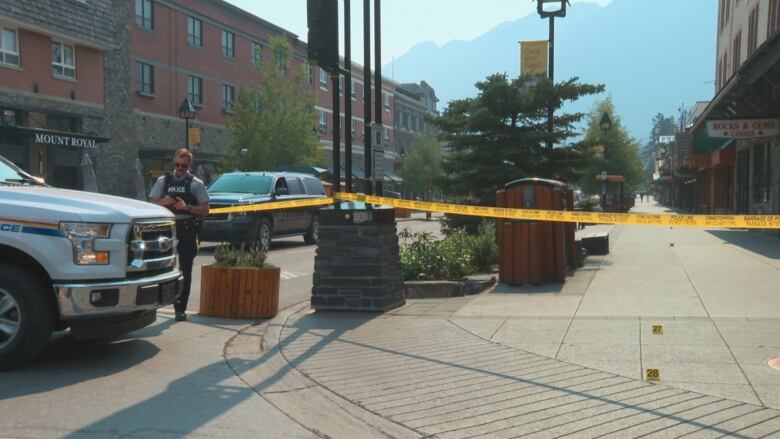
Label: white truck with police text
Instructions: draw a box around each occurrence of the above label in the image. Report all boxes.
[0,155,182,369]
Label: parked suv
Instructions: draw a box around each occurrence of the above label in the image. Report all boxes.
[200,172,328,250]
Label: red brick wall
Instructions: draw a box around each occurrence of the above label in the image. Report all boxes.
[0,29,104,104]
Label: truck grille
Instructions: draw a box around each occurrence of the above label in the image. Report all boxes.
[127,219,177,273]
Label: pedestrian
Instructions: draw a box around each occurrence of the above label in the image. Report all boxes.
[149,148,210,321]
[640,193,644,202]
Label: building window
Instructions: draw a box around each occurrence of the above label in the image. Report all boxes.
[221,30,235,58]
[188,75,203,105]
[719,0,731,32]
[319,68,328,90]
[251,42,263,67]
[770,0,780,34]
[351,79,357,100]
[732,31,742,72]
[136,62,154,95]
[135,0,154,30]
[384,127,389,141]
[275,51,287,76]
[319,112,327,132]
[251,92,261,112]
[753,143,772,204]
[51,41,76,79]
[339,75,344,96]
[187,17,202,47]
[306,64,313,85]
[748,7,759,56]
[222,84,235,113]
[351,119,357,136]
[0,27,19,66]
[384,93,391,111]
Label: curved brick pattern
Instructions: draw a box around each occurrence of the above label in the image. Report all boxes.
[279,312,780,438]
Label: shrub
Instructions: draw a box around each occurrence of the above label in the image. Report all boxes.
[466,220,498,273]
[399,229,475,281]
[440,197,485,235]
[214,243,271,268]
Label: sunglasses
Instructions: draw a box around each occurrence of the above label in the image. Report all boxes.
[174,163,190,169]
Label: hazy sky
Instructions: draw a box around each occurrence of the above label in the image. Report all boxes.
[225,1,613,65]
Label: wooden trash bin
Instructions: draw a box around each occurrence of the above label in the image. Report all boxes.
[497,179,576,285]
[200,265,280,319]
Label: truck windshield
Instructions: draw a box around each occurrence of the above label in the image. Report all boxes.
[208,174,272,195]
[0,155,42,185]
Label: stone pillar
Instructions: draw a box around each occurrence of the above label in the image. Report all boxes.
[312,206,405,311]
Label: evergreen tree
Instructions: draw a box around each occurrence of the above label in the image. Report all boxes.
[432,74,604,202]
[399,133,443,196]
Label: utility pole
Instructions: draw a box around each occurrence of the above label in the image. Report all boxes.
[363,0,372,195]
[344,0,352,193]
[374,0,383,196]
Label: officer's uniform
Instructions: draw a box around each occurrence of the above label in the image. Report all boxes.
[149,172,209,316]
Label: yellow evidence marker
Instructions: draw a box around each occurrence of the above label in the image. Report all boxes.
[646,368,661,381]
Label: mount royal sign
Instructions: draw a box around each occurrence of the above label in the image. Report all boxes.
[34,132,97,149]
[707,119,780,139]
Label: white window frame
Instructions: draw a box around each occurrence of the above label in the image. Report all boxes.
[221,30,235,59]
[51,40,76,79]
[351,119,357,136]
[187,16,202,47]
[222,84,235,113]
[319,69,328,90]
[306,64,313,85]
[188,75,203,105]
[319,112,327,131]
[0,26,19,67]
[384,127,390,141]
[339,75,344,96]
[351,79,357,100]
[384,93,391,111]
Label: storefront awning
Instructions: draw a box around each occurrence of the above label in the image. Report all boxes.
[0,125,109,149]
[693,31,780,129]
[693,129,734,155]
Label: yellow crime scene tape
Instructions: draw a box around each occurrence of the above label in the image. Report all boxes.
[206,193,780,229]
[209,197,335,214]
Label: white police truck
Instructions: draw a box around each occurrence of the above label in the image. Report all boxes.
[0,155,183,369]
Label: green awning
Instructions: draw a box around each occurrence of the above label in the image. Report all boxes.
[693,129,734,155]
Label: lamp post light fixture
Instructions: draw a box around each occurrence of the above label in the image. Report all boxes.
[536,0,569,150]
[178,97,197,150]
[599,111,612,210]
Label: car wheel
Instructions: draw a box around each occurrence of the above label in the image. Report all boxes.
[253,218,273,252]
[0,264,54,370]
[304,215,320,245]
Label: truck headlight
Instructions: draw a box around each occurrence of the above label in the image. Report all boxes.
[59,222,112,265]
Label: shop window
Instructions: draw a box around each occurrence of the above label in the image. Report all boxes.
[221,30,235,58]
[752,143,772,204]
[222,84,235,113]
[52,41,76,79]
[0,27,19,66]
[188,75,203,105]
[0,109,20,126]
[187,17,202,48]
[46,114,79,133]
[136,62,154,95]
[135,0,154,30]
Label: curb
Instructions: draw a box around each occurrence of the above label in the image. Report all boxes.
[224,302,422,439]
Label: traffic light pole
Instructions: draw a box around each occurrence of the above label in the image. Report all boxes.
[363,0,372,195]
[344,0,352,193]
[373,0,383,196]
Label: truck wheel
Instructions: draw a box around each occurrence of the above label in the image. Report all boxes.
[304,215,320,245]
[253,218,272,252]
[0,265,54,370]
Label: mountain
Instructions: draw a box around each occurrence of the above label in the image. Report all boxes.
[385,0,718,143]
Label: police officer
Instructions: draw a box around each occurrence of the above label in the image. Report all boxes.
[149,148,210,321]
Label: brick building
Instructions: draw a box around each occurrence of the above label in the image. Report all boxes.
[682,0,780,216]
[0,0,423,197]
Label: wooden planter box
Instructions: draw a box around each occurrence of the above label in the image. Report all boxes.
[200,265,280,319]
[395,207,412,218]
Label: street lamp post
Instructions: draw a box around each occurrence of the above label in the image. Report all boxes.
[178,97,196,150]
[536,0,568,150]
[599,111,612,211]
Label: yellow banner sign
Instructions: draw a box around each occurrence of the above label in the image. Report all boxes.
[188,127,201,146]
[521,40,549,77]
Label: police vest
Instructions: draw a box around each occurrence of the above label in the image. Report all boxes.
[163,172,197,214]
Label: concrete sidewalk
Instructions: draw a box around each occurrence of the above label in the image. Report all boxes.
[230,199,780,438]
